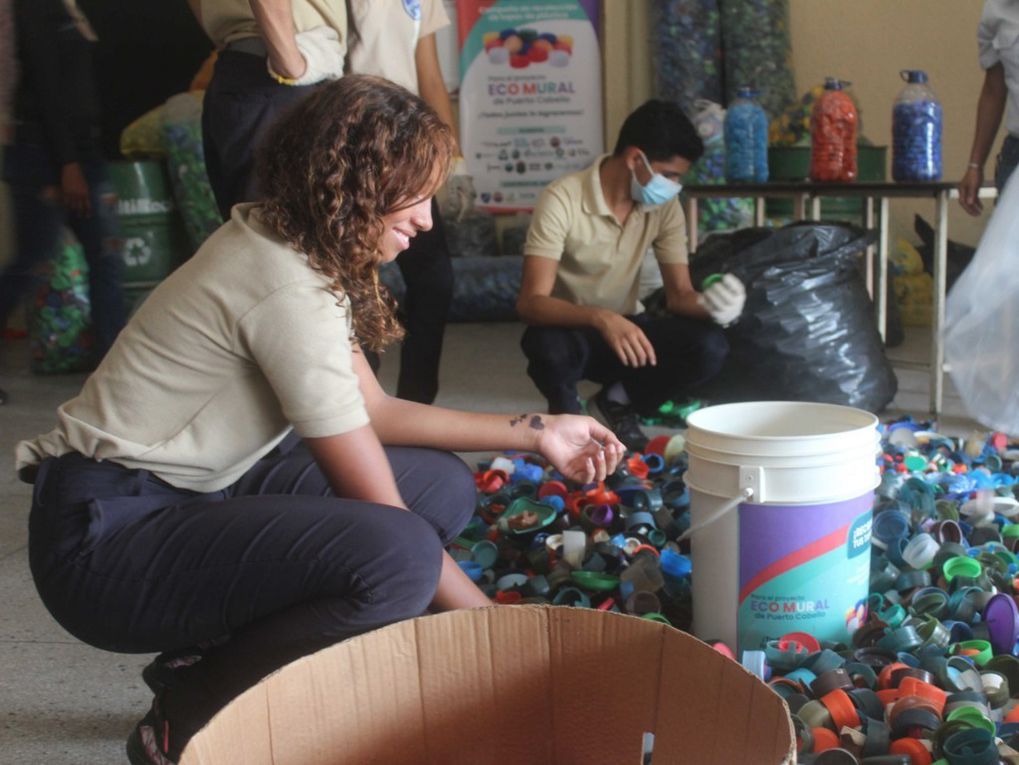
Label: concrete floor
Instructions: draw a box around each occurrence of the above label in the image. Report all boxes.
[0,321,983,763]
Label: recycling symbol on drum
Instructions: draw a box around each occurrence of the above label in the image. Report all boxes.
[123,236,152,267]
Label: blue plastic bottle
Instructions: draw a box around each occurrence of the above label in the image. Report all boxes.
[724,87,769,183]
[892,70,942,181]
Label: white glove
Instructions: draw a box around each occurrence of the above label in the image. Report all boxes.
[269,26,345,87]
[441,157,476,221]
[699,273,746,327]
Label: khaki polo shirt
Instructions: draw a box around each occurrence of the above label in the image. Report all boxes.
[16,205,369,493]
[524,155,689,316]
[197,0,347,49]
[347,0,449,93]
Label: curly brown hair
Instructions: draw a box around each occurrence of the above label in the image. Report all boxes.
[257,74,455,351]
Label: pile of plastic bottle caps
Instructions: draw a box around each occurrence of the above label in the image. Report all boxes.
[459,417,1019,764]
[456,431,695,628]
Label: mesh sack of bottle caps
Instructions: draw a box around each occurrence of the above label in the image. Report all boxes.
[717,0,796,120]
[28,230,95,374]
[379,256,522,323]
[458,419,1019,763]
[160,92,222,251]
[651,0,796,235]
[649,0,723,118]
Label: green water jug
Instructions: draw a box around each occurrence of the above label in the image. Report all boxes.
[107,160,190,285]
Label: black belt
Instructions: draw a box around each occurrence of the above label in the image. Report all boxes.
[225,36,267,56]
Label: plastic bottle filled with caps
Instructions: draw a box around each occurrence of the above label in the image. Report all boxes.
[724,86,770,183]
[810,77,858,182]
[892,69,943,182]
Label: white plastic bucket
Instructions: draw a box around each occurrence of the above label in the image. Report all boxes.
[685,401,880,653]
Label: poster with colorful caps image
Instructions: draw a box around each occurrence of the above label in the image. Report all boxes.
[457,0,602,212]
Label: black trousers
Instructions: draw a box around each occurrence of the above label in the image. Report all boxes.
[520,314,729,415]
[202,50,453,404]
[28,436,475,741]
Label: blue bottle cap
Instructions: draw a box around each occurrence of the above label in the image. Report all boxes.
[901,69,928,84]
[457,560,484,582]
[741,650,769,681]
[659,549,692,578]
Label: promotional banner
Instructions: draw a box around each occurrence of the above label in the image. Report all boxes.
[457,0,603,212]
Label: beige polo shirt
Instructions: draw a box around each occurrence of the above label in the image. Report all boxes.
[524,155,689,316]
[16,205,369,493]
[197,0,347,49]
[347,0,449,93]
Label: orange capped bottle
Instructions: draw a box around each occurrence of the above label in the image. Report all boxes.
[810,77,858,182]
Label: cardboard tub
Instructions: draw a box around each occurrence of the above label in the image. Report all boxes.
[180,606,794,765]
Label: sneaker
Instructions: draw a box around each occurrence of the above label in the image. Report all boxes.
[141,650,203,694]
[126,696,179,765]
[589,388,649,453]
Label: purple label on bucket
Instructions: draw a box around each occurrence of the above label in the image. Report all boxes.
[738,493,873,596]
[737,492,873,651]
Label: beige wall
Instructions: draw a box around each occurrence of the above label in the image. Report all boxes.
[603,0,995,246]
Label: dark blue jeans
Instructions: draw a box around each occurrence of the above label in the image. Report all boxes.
[28,435,475,746]
[996,134,1019,192]
[521,314,729,416]
[1,141,126,356]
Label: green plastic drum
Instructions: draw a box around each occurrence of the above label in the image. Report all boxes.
[107,160,190,285]
[121,284,156,318]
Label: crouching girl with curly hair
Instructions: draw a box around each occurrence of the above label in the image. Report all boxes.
[17,75,624,764]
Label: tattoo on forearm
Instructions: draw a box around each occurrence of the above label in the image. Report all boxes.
[508,413,546,431]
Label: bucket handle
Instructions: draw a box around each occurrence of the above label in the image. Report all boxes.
[678,487,754,543]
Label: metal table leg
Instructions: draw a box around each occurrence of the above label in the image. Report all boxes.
[931,190,948,416]
[794,193,807,220]
[686,197,699,253]
[877,197,889,342]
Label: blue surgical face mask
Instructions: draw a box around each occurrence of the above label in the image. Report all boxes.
[630,152,682,207]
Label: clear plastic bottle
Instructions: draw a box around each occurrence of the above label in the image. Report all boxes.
[810,77,858,182]
[724,86,769,183]
[892,69,943,182]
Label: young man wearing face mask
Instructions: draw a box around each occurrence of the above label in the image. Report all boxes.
[516,99,746,451]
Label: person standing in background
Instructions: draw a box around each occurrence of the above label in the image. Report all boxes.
[193,0,346,217]
[959,0,1019,214]
[0,0,127,405]
[345,0,469,404]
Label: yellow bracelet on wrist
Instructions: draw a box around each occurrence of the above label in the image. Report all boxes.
[267,66,299,86]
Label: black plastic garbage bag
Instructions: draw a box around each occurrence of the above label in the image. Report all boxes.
[914,214,975,291]
[681,222,897,412]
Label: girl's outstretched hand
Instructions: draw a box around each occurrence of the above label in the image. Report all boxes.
[533,414,626,484]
